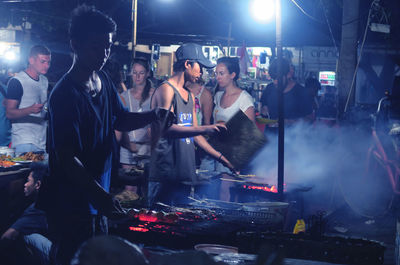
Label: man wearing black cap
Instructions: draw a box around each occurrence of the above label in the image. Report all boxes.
[149,43,235,206]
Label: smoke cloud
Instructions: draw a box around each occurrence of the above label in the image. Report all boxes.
[249,121,394,218]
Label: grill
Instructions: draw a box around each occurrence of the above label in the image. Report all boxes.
[109,202,286,256]
[109,200,288,248]
[108,199,385,265]
[205,207,276,225]
[109,199,289,244]
[187,199,288,227]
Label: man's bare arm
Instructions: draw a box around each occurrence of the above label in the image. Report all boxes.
[153,84,225,138]
[194,135,235,171]
[5,99,43,120]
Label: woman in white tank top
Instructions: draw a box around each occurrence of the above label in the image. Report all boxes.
[200,57,255,201]
[118,59,154,166]
[115,58,154,199]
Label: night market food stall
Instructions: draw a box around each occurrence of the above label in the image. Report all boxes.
[108,110,386,265]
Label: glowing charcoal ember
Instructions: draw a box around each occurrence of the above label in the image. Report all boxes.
[133,209,180,224]
[242,184,279,193]
[129,227,149,232]
[138,210,159,222]
[129,226,149,232]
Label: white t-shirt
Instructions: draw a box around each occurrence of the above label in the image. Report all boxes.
[10,71,48,150]
[119,90,151,165]
[213,90,254,123]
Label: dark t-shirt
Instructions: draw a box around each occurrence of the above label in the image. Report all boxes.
[11,203,47,236]
[6,78,23,101]
[37,70,127,215]
[149,81,196,184]
[260,82,313,120]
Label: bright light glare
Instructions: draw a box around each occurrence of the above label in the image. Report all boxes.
[0,43,8,56]
[4,50,16,61]
[250,0,275,23]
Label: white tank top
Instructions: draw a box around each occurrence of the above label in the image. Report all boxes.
[11,71,48,150]
[213,90,254,123]
[119,89,151,165]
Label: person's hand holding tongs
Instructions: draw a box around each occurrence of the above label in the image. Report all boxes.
[217,152,239,176]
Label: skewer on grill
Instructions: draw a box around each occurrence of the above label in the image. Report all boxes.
[238,174,256,178]
[220,178,245,183]
[187,196,205,203]
[227,174,256,181]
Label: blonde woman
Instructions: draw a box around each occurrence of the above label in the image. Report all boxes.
[116,58,154,198]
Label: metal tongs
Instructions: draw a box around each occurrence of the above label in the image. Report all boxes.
[220,172,256,182]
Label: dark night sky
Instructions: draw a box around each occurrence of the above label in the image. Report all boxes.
[1,0,399,48]
[0,0,399,81]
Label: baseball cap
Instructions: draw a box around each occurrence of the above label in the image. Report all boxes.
[175,43,215,68]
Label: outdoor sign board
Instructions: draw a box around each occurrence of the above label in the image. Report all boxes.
[319,71,336,86]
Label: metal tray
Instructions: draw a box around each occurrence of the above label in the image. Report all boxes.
[194,244,238,254]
